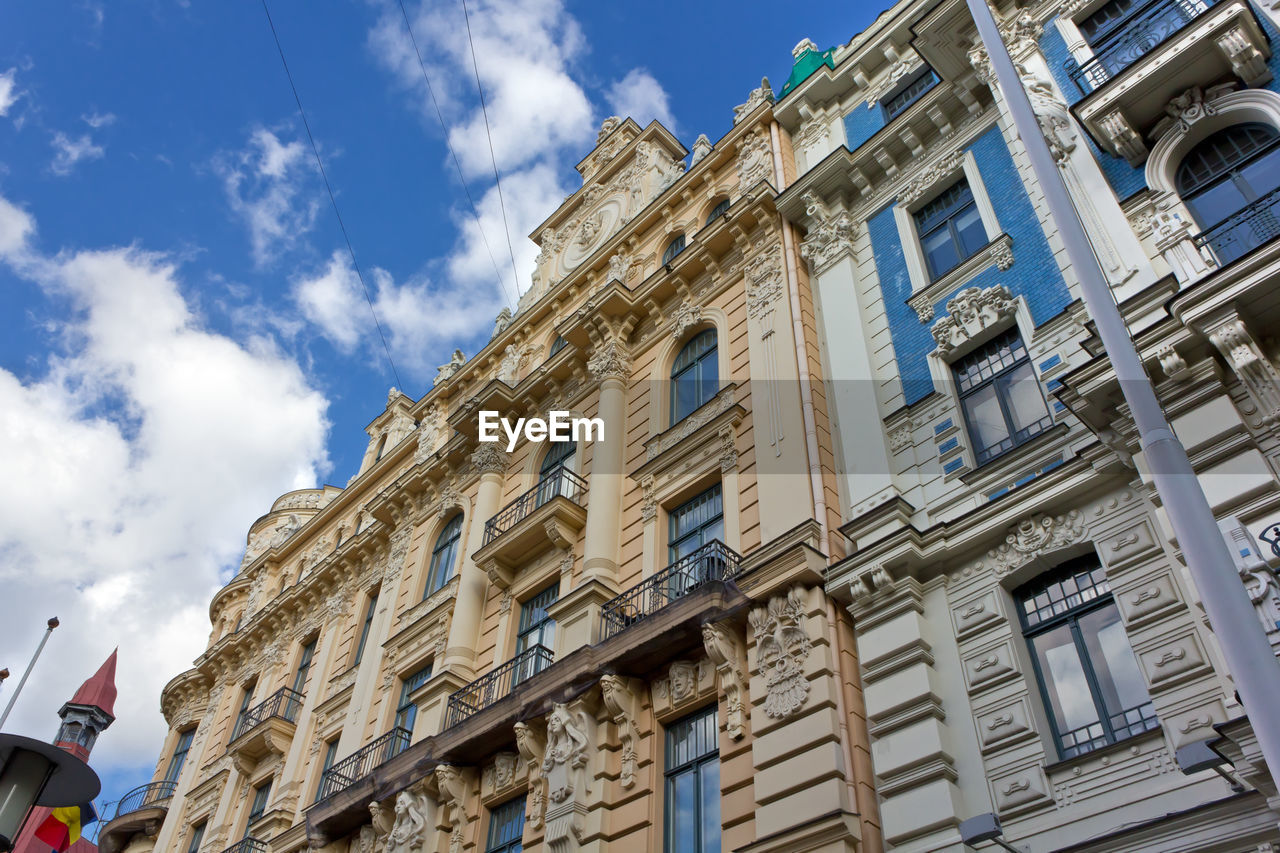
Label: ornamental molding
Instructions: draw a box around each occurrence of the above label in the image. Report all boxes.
[514,721,548,830]
[1097,109,1148,166]
[737,125,774,189]
[669,300,704,341]
[909,234,1015,322]
[930,284,1017,358]
[795,115,832,163]
[733,77,775,124]
[434,765,473,853]
[599,675,643,788]
[646,385,738,460]
[640,475,657,522]
[899,149,965,206]
[702,621,749,739]
[368,785,431,853]
[470,445,508,476]
[745,245,784,320]
[587,337,632,382]
[1206,316,1280,426]
[415,405,444,463]
[798,191,857,275]
[749,585,814,719]
[979,510,1087,576]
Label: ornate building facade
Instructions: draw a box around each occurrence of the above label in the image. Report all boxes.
[104,0,1280,851]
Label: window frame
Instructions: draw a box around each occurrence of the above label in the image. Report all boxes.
[663,705,720,853]
[662,234,687,265]
[667,484,724,565]
[164,728,195,784]
[913,177,987,280]
[952,327,1052,466]
[394,663,435,735]
[549,334,568,357]
[704,198,731,226]
[292,638,316,695]
[425,515,464,598]
[881,66,939,122]
[1017,556,1158,760]
[187,821,206,853]
[669,329,719,426]
[353,589,379,665]
[484,795,527,853]
[246,779,272,834]
[315,739,340,803]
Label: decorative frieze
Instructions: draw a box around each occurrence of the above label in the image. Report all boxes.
[899,149,965,206]
[748,584,814,719]
[981,510,1086,576]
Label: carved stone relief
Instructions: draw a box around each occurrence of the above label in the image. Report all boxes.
[514,721,547,830]
[737,125,774,188]
[600,675,643,787]
[434,766,471,853]
[930,285,1017,358]
[702,621,749,739]
[748,585,815,719]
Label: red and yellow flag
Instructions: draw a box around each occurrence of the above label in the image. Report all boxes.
[33,802,95,852]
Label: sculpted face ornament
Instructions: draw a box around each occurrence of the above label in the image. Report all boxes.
[748,585,813,719]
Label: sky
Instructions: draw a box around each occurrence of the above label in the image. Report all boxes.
[0,0,875,827]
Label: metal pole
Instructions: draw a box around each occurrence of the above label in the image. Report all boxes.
[966,0,1280,789]
[0,618,59,730]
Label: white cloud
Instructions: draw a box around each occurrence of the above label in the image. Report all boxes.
[0,191,330,774]
[82,111,116,129]
[608,68,676,132]
[216,127,320,268]
[50,132,105,176]
[0,68,20,117]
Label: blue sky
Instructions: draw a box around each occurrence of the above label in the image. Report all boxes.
[0,0,874,826]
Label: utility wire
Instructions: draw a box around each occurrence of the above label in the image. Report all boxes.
[395,0,517,312]
[260,0,403,390]
[459,0,523,301]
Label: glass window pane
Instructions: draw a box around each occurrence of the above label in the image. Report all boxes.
[700,760,721,853]
[953,203,987,257]
[1031,624,1101,735]
[1079,605,1151,715]
[1238,148,1280,202]
[1186,180,1249,227]
[675,373,698,422]
[921,225,959,279]
[999,363,1051,435]
[698,351,718,406]
[961,385,1011,455]
[670,771,696,851]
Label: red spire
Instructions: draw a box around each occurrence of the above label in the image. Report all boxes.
[70,648,117,718]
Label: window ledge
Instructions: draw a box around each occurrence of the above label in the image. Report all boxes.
[958,422,1069,487]
[1043,724,1164,778]
[908,233,1014,323]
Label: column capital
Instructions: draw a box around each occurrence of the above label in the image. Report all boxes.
[797,191,858,276]
[586,338,632,382]
[470,445,508,475]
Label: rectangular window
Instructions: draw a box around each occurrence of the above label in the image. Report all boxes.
[292,639,316,695]
[354,590,379,665]
[664,706,720,853]
[246,779,271,834]
[164,729,195,784]
[233,681,256,736]
[882,66,938,121]
[186,821,206,853]
[914,178,988,280]
[1019,558,1158,759]
[515,584,559,683]
[485,795,526,853]
[314,739,340,803]
[394,663,434,735]
[954,328,1052,464]
[667,485,726,599]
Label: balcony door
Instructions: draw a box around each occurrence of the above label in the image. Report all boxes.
[1177,123,1280,264]
[668,485,724,597]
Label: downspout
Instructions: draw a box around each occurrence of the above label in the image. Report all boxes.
[769,118,867,830]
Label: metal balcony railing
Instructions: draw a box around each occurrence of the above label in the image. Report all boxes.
[231,686,304,741]
[1064,0,1216,94]
[1193,187,1280,265]
[600,540,742,640]
[112,780,177,819]
[483,465,587,545]
[444,644,555,728]
[221,840,268,853]
[316,727,412,801]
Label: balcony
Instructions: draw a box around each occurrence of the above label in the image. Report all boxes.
[221,840,269,853]
[600,541,743,640]
[317,727,412,801]
[228,686,303,769]
[444,644,554,728]
[1071,0,1270,165]
[1194,187,1280,265]
[96,781,176,853]
[474,465,587,589]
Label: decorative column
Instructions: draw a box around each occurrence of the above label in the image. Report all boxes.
[442,446,507,676]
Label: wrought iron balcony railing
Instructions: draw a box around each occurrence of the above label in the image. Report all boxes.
[444,644,555,728]
[231,686,304,741]
[221,840,269,853]
[600,540,742,640]
[112,780,177,819]
[1193,187,1280,265]
[1065,0,1216,94]
[317,727,412,801]
[483,465,587,545]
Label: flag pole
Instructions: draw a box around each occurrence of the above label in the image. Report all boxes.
[0,617,59,730]
[964,0,1280,788]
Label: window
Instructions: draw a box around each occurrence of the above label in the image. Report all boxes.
[353,590,378,665]
[425,515,463,598]
[515,583,558,683]
[670,329,718,424]
[315,739,339,803]
[374,433,388,461]
[394,664,434,735]
[1018,557,1158,759]
[669,485,724,563]
[664,706,720,853]
[246,780,272,832]
[882,67,938,121]
[186,822,206,853]
[535,440,577,507]
[953,328,1051,465]
[914,178,988,279]
[549,334,568,357]
[1176,124,1280,264]
[485,795,526,853]
[662,234,687,265]
[704,199,730,225]
[292,639,316,695]
[164,729,195,784]
[233,681,256,735]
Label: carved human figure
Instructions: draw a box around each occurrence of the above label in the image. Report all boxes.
[1018,62,1076,164]
[382,790,427,853]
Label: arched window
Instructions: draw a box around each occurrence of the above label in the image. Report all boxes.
[662,234,687,265]
[705,198,731,225]
[1176,123,1280,264]
[535,439,576,506]
[549,335,568,357]
[671,329,718,424]
[425,515,462,597]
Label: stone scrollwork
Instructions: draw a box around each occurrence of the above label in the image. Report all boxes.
[737,125,774,189]
[748,585,814,719]
[1097,109,1148,166]
[733,76,775,124]
[514,721,547,830]
[587,338,632,383]
[702,621,749,739]
[798,191,857,275]
[745,245,784,320]
[930,285,1017,357]
[983,510,1086,575]
[470,445,507,476]
[1207,317,1280,426]
[599,674,643,787]
[434,766,471,853]
[899,149,965,206]
[669,300,704,342]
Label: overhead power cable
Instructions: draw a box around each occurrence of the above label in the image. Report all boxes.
[260,0,404,390]
[459,0,523,302]
[395,0,518,312]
